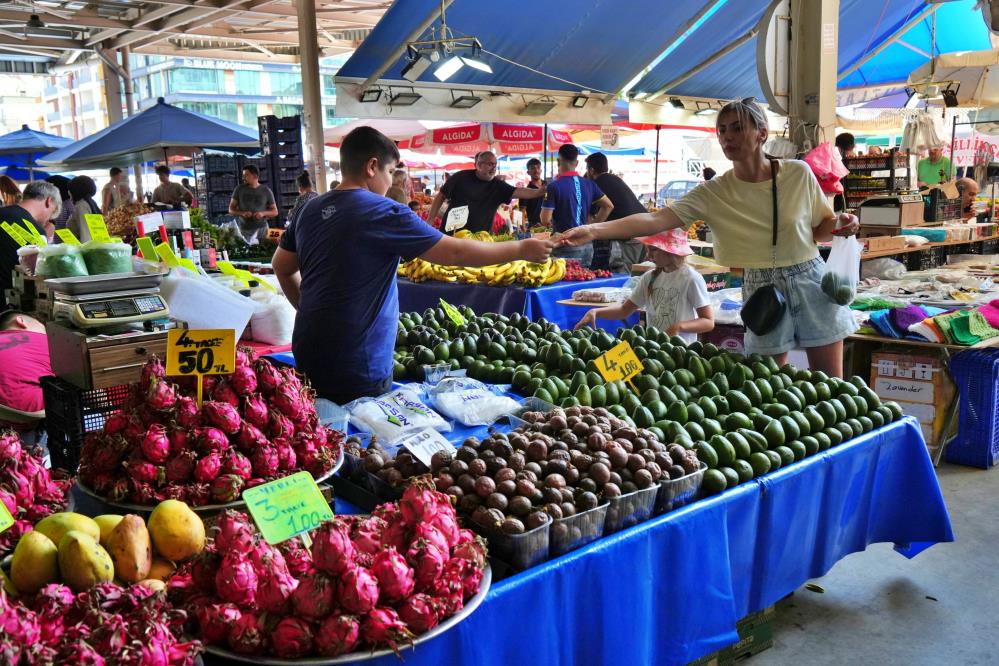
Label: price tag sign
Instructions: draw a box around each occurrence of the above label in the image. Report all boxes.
[0,500,13,535]
[155,242,181,267]
[85,213,112,243]
[1,222,28,246]
[136,237,158,261]
[55,229,80,245]
[243,471,334,545]
[166,329,236,405]
[398,427,456,468]
[20,221,44,245]
[444,205,469,232]
[439,298,466,326]
[595,341,644,383]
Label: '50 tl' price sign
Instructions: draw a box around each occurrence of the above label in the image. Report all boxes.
[595,340,644,384]
[243,471,334,545]
[166,329,236,405]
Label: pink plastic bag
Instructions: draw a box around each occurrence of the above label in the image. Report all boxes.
[803,142,850,195]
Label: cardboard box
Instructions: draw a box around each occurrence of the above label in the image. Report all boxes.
[870,351,955,449]
[686,606,775,666]
[863,235,907,253]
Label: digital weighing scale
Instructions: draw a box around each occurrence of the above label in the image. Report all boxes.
[52,288,169,328]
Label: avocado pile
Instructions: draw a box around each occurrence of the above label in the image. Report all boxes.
[395,308,904,495]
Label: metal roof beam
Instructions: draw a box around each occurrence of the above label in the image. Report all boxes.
[132,43,299,63]
[0,34,83,51]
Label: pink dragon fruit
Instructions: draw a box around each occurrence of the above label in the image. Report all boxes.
[196,427,231,455]
[57,640,105,665]
[412,522,450,556]
[278,538,314,577]
[165,451,197,484]
[190,548,221,593]
[242,394,269,430]
[276,441,297,471]
[302,447,335,478]
[194,452,223,483]
[221,451,253,481]
[140,424,171,464]
[250,445,280,478]
[0,434,19,462]
[30,584,75,645]
[315,614,361,657]
[279,366,304,392]
[380,514,410,552]
[146,376,178,412]
[245,478,266,489]
[142,355,165,384]
[108,478,131,502]
[175,396,201,428]
[167,427,191,456]
[351,516,387,555]
[270,617,314,659]
[247,540,289,578]
[399,481,448,526]
[236,348,255,368]
[451,535,488,570]
[202,400,241,434]
[228,612,267,655]
[254,359,283,394]
[429,508,461,549]
[235,423,267,453]
[290,572,336,621]
[371,547,415,603]
[335,566,379,615]
[362,607,413,654]
[123,415,146,443]
[159,484,188,502]
[215,553,258,607]
[398,593,441,634]
[126,460,165,487]
[230,365,258,397]
[129,480,161,504]
[0,488,15,515]
[311,519,355,577]
[269,411,295,439]
[256,570,298,614]
[87,438,129,474]
[456,528,475,546]
[406,539,448,591]
[211,382,240,409]
[195,602,242,646]
[0,590,42,661]
[187,482,211,506]
[441,557,483,600]
[210,474,244,503]
[214,510,255,551]
[102,412,129,437]
[271,384,306,421]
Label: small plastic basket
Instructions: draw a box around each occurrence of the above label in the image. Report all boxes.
[315,398,349,434]
[604,485,659,534]
[549,502,608,556]
[946,349,999,468]
[501,397,556,427]
[655,463,708,514]
[484,516,551,570]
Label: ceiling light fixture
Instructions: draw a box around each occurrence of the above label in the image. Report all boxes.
[571,95,589,108]
[693,101,717,116]
[389,88,422,106]
[407,1,491,83]
[522,97,557,116]
[450,91,482,109]
[669,97,685,109]
[25,14,45,29]
[401,52,432,82]
[433,55,464,82]
[360,88,382,103]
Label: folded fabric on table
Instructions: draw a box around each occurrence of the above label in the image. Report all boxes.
[978,299,999,330]
[890,304,930,331]
[851,296,906,311]
[869,309,902,338]
[909,319,945,343]
[968,310,999,340]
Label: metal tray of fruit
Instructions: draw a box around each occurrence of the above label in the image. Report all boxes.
[204,565,492,665]
[74,449,343,514]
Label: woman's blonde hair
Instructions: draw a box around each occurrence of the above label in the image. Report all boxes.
[716,97,768,132]
[0,175,21,206]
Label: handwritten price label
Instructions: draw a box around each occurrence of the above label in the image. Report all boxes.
[166,329,235,384]
[243,472,334,545]
[595,341,644,383]
[84,213,112,243]
[398,427,456,468]
[439,298,466,326]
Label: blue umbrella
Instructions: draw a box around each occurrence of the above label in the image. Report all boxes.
[0,124,72,180]
[39,98,259,170]
[0,166,52,182]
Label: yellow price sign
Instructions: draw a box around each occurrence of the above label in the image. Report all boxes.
[243,471,334,545]
[439,298,466,326]
[0,499,13,535]
[154,242,181,267]
[136,237,158,261]
[166,329,236,405]
[56,229,80,245]
[595,341,644,384]
[1,222,28,246]
[84,213,112,243]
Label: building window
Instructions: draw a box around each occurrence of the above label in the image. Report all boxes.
[322,75,336,96]
[178,102,238,124]
[273,104,302,118]
[269,72,302,97]
[168,68,222,93]
[240,103,259,127]
[234,70,261,96]
[150,72,164,98]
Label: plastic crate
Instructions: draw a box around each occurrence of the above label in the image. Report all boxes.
[259,114,302,133]
[604,485,658,533]
[483,515,550,569]
[549,502,608,556]
[655,463,707,513]
[194,152,238,174]
[946,349,999,468]
[41,376,131,472]
[273,156,305,170]
[923,190,963,222]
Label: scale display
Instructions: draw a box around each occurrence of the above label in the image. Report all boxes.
[55,292,170,328]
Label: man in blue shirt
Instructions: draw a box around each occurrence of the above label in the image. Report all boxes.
[272,127,555,404]
[542,144,613,268]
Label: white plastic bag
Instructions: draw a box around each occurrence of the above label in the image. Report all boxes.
[861,258,906,281]
[249,294,296,344]
[346,387,451,443]
[428,377,520,426]
[822,236,862,305]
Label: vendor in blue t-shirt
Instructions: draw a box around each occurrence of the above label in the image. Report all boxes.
[272,127,555,405]
[542,144,613,268]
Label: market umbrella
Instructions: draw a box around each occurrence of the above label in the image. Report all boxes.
[907,48,999,108]
[0,166,52,182]
[38,98,259,170]
[0,124,72,181]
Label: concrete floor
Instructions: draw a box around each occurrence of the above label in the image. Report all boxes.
[764,463,999,665]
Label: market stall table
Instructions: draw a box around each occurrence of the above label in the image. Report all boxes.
[397,275,639,332]
[281,417,949,666]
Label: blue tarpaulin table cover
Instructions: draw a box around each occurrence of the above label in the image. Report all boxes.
[326,417,951,666]
[399,275,639,333]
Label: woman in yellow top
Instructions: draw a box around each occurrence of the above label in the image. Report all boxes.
[559,99,860,377]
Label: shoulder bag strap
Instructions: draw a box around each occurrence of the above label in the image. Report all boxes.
[769,158,779,248]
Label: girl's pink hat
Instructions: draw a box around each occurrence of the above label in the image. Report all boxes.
[638,228,693,256]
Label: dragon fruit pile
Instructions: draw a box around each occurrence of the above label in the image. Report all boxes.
[0,582,202,665]
[170,480,488,659]
[78,351,344,507]
[0,431,73,558]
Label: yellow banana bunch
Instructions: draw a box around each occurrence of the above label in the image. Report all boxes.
[398,257,567,287]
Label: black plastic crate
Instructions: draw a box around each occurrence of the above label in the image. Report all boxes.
[982,239,999,254]
[279,181,300,195]
[194,152,238,174]
[259,114,301,133]
[923,190,962,222]
[273,156,304,170]
[41,376,131,473]
[905,249,933,271]
[279,193,299,208]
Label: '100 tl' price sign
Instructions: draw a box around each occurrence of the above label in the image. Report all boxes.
[243,472,334,545]
[595,340,644,385]
[166,329,236,405]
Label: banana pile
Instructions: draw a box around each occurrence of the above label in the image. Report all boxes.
[453,230,496,242]
[399,257,566,287]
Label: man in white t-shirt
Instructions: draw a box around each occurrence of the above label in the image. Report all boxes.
[575,228,713,342]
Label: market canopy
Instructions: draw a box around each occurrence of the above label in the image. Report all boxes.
[39,98,259,170]
[0,124,72,178]
[907,49,999,109]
